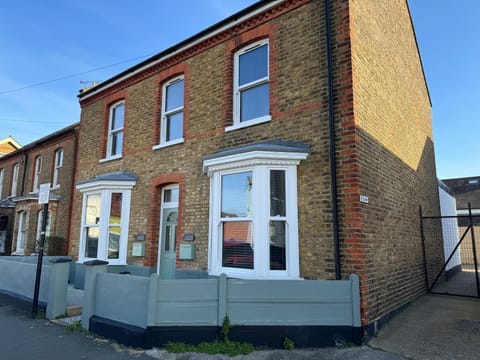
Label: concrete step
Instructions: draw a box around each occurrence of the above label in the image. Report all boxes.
[66,305,82,317]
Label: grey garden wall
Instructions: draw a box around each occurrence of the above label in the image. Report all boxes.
[0,256,71,319]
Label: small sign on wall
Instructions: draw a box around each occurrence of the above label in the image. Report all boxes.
[360,195,369,204]
[183,233,195,242]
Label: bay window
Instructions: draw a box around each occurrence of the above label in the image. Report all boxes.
[76,172,136,265]
[203,140,309,279]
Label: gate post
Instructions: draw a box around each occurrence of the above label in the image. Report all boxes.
[468,203,480,297]
[419,206,429,291]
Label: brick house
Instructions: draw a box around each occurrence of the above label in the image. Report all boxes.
[0,136,22,157]
[442,176,480,215]
[0,123,79,256]
[70,0,442,336]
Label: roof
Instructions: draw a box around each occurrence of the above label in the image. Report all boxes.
[203,139,311,162]
[0,122,79,162]
[12,193,62,203]
[0,198,15,208]
[78,0,281,101]
[0,136,22,149]
[76,171,138,187]
[442,176,480,209]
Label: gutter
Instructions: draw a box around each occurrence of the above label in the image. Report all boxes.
[324,0,341,280]
[78,0,282,101]
[66,128,79,256]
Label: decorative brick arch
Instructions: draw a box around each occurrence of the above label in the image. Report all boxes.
[145,173,186,267]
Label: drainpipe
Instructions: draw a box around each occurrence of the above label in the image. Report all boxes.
[66,127,79,256]
[20,152,28,197]
[324,0,341,280]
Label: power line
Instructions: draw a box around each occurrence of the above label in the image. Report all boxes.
[0,118,72,124]
[0,52,155,96]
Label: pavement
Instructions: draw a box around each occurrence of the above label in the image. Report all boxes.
[1,293,479,359]
[369,294,480,360]
[0,300,151,360]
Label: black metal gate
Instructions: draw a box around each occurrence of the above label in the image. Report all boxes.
[420,205,480,298]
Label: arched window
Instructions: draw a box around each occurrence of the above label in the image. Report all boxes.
[53,148,63,187]
[33,156,42,192]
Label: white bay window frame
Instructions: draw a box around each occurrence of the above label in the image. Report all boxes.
[203,150,307,279]
[77,180,134,265]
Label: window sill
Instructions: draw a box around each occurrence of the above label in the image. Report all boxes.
[210,268,301,280]
[225,115,271,132]
[99,155,122,164]
[152,138,184,151]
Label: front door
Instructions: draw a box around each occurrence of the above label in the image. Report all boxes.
[158,185,179,279]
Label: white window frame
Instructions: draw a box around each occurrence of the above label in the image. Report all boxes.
[0,168,4,198]
[227,39,271,132]
[15,211,27,255]
[154,76,185,150]
[203,150,307,279]
[77,180,135,265]
[102,101,125,162]
[32,156,42,192]
[52,148,63,189]
[11,163,19,197]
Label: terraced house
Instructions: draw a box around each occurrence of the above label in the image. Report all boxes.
[70,0,443,340]
[0,124,79,256]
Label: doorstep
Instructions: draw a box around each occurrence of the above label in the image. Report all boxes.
[66,305,82,317]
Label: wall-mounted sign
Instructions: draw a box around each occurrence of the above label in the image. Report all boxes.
[360,195,369,204]
[183,233,195,241]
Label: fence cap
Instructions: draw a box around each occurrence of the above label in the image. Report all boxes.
[49,257,73,264]
[84,260,109,266]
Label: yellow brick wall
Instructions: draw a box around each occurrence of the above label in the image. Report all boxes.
[349,0,442,325]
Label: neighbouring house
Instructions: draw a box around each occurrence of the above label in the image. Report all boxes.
[0,136,21,158]
[442,176,480,276]
[0,123,79,256]
[437,180,461,276]
[442,176,480,216]
[70,0,442,340]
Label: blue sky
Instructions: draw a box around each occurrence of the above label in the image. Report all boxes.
[0,1,478,180]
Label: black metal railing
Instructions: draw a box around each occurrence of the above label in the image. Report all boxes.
[420,204,480,298]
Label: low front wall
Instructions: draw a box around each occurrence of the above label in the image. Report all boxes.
[82,262,361,348]
[0,256,71,318]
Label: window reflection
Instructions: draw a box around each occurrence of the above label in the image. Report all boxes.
[221,172,252,217]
